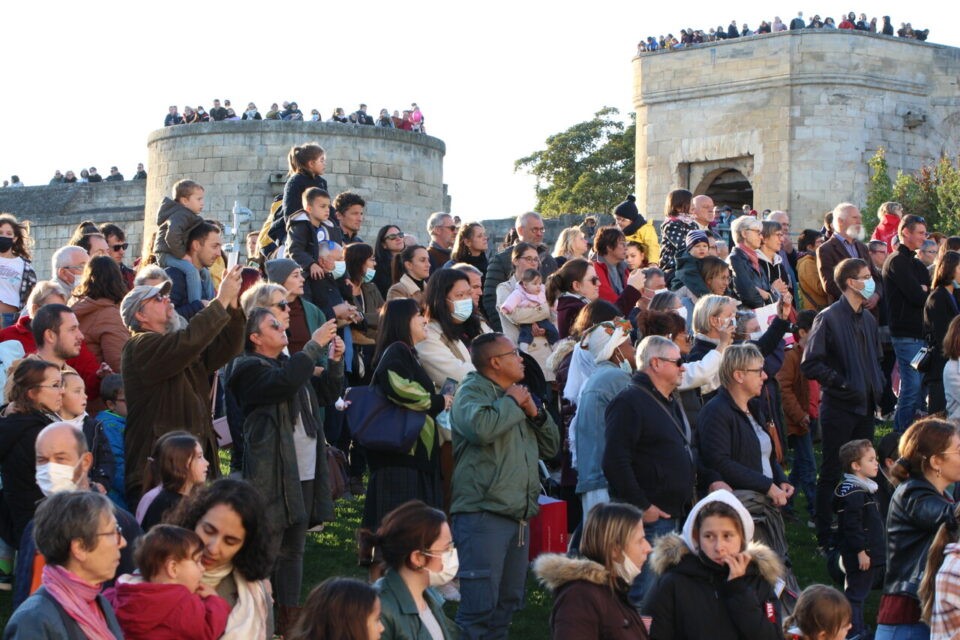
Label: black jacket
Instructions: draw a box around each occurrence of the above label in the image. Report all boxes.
[281,173,328,221]
[287,215,320,271]
[645,534,784,640]
[834,476,886,570]
[882,477,955,599]
[801,295,883,416]
[698,387,788,494]
[883,244,931,338]
[602,373,718,517]
[0,410,55,548]
[923,286,959,383]
[729,247,772,309]
[81,415,116,494]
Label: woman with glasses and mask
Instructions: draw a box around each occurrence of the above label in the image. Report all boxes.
[4,492,126,639]
[0,359,62,550]
[374,225,406,298]
[341,243,385,384]
[357,500,458,639]
[226,308,343,635]
[363,299,453,532]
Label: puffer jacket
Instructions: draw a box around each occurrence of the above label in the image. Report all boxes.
[882,476,955,599]
[449,370,560,521]
[533,554,648,640]
[645,534,784,640]
[623,218,661,266]
[153,197,202,258]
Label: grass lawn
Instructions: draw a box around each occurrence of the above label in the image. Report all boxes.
[0,431,889,634]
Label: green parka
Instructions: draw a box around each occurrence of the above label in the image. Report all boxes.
[449,370,560,521]
[376,570,458,640]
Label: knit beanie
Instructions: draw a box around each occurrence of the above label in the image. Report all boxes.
[264,258,300,285]
[613,195,639,223]
[685,230,710,252]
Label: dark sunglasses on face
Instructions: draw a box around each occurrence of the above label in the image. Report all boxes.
[111,243,129,251]
[384,232,405,241]
[273,300,289,310]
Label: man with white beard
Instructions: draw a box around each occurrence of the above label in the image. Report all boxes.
[815,203,880,312]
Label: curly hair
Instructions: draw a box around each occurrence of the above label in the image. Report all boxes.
[166,478,276,581]
[0,213,33,261]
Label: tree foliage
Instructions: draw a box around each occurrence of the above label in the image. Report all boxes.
[866,148,960,236]
[865,147,893,234]
[514,107,635,217]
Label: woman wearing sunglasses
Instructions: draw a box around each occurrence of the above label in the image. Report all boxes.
[373,226,406,298]
[547,258,645,340]
[226,307,343,636]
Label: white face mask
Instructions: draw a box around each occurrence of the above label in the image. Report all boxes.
[615,554,642,584]
[36,461,79,496]
[427,548,459,587]
[749,330,764,341]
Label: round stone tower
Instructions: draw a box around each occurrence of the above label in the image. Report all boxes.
[144,120,447,252]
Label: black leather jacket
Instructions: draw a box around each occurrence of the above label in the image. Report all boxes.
[882,477,955,599]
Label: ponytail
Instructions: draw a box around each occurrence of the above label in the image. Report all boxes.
[921,511,960,623]
[287,143,325,177]
[546,258,589,306]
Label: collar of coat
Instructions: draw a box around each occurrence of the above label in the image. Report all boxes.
[649,532,783,586]
[532,553,613,591]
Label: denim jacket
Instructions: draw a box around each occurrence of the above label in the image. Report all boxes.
[573,363,632,494]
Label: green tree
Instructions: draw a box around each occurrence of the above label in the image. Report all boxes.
[515,107,635,217]
[865,148,893,234]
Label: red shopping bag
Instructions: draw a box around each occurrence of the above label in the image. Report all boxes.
[528,495,568,560]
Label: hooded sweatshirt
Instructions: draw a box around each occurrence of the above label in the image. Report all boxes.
[104,574,230,640]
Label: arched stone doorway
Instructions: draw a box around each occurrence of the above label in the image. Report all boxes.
[700,169,753,210]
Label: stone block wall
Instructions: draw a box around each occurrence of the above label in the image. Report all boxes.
[0,182,146,280]
[145,121,448,254]
[634,30,960,230]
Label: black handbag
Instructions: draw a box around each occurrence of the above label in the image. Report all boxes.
[911,341,934,373]
[344,385,426,453]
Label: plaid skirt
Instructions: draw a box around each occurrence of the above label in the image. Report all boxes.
[361,466,443,530]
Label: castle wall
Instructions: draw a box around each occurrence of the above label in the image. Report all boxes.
[634,30,960,230]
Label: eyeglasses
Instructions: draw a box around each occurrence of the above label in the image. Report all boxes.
[656,357,684,367]
[518,256,541,264]
[111,243,129,252]
[938,449,960,456]
[34,383,64,390]
[740,368,765,374]
[438,225,457,232]
[96,525,123,545]
[272,300,289,310]
[65,265,85,273]
[489,348,520,360]
[146,294,170,304]
[384,232,405,241]
[529,227,545,233]
[422,542,456,557]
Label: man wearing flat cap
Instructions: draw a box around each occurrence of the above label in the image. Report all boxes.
[119,265,245,503]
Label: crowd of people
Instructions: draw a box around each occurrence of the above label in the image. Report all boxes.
[164,100,426,132]
[638,10,930,52]
[1,147,960,639]
[2,165,146,189]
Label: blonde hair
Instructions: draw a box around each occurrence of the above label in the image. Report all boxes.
[579,502,644,591]
[718,343,763,388]
[920,503,960,623]
[553,227,585,259]
[878,201,903,221]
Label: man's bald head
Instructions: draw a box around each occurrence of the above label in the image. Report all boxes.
[691,195,715,226]
[36,422,88,467]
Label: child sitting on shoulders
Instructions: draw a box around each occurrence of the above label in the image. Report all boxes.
[833,439,885,640]
[153,179,212,304]
[499,268,560,350]
[105,524,229,640]
[670,230,712,297]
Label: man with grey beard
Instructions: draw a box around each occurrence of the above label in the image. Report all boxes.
[119,267,245,503]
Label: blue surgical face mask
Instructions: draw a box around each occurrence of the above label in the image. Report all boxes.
[331,261,346,279]
[860,277,876,299]
[450,298,473,322]
[363,267,377,283]
[953,280,960,289]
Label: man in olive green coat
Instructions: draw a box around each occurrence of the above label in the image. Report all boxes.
[120,266,246,503]
[450,332,560,640]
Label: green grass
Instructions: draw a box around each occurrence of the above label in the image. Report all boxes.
[0,432,892,633]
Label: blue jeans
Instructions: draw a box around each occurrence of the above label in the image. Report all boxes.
[845,565,876,638]
[453,512,529,640]
[631,517,681,610]
[874,623,929,640]
[892,337,925,433]
[159,253,207,302]
[517,320,560,346]
[788,431,817,518]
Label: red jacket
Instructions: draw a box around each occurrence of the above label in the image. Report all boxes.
[104,579,230,640]
[591,261,643,316]
[0,315,103,401]
[871,213,901,252]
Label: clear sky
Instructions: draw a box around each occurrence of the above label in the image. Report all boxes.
[1,1,957,222]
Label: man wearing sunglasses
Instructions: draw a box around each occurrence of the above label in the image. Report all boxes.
[426,212,456,275]
[100,223,136,291]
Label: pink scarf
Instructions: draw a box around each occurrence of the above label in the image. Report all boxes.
[737,242,761,273]
[42,564,115,640]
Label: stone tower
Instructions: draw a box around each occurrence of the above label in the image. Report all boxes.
[633,30,960,229]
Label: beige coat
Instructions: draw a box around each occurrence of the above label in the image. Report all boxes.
[71,296,129,372]
[416,319,491,389]
[385,273,424,303]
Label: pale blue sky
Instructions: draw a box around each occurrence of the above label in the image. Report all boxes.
[1,0,956,221]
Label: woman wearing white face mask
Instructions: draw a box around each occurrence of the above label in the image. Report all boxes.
[534,502,651,640]
[358,500,458,640]
[341,243,385,384]
[565,320,637,520]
